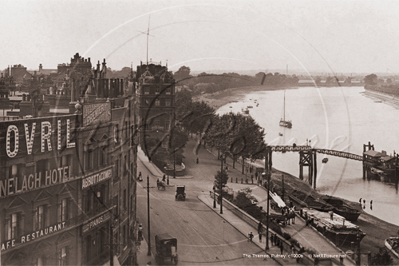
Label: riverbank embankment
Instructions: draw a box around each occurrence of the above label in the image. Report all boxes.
[196,86,399,261]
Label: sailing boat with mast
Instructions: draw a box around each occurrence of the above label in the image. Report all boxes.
[279,91,292,128]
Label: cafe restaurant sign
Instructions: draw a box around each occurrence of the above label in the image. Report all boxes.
[1,222,67,251]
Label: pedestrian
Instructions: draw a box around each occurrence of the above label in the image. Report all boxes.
[196,157,199,164]
[257,222,263,242]
[329,210,334,220]
[370,200,373,210]
[258,231,262,242]
[270,233,274,246]
[162,175,166,182]
[359,198,362,204]
[363,199,366,205]
[279,241,284,255]
[248,232,254,242]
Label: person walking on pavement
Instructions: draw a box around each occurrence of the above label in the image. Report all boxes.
[196,157,199,164]
[270,233,274,246]
[248,232,254,242]
[257,222,263,242]
[279,241,284,255]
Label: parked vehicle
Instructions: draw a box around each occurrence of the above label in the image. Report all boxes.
[175,186,186,201]
[155,234,178,265]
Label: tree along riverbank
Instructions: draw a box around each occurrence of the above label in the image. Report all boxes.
[197,87,399,262]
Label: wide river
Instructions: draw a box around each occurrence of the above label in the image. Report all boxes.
[217,86,399,226]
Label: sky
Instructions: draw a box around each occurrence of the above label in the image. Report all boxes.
[1,0,399,75]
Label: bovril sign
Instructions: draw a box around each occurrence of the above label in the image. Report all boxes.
[2,116,77,158]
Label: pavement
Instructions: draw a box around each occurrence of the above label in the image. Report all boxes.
[136,236,156,266]
[198,194,292,265]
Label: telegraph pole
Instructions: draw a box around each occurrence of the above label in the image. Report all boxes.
[220,153,224,214]
[147,175,151,256]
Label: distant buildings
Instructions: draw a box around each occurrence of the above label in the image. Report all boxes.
[0,54,138,266]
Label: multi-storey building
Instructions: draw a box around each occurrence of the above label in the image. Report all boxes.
[0,54,138,266]
[135,61,175,166]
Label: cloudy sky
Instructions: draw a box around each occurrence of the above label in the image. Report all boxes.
[1,0,398,75]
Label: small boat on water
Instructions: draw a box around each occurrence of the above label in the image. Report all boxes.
[279,91,292,128]
[322,158,328,163]
[385,237,399,258]
[248,105,253,108]
[229,106,232,108]
[241,108,249,115]
[279,132,283,136]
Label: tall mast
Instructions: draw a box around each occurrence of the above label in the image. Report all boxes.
[146,15,150,65]
[284,91,286,121]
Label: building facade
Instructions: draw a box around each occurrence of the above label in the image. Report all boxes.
[135,61,175,165]
[0,55,138,266]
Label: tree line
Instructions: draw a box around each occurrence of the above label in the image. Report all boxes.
[173,66,300,95]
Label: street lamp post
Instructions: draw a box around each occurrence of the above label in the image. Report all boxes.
[220,153,224,214]
[147,175,151,256]
[213,186,216,208]
[264,172,270,250]
[356,231,361,265]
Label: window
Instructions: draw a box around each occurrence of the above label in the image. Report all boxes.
[6,213,19,240]
[34,205,46,230]
[166,87,171,94]
[113,196,119,216]
[85,191,93,213]
[114,124,119,143]
[165,120,170,130]
[155,87,160,94]
[125,121,128,139]
[99,148,104,166]
[87,150,93,170]
[165,99,171,106]
[58,198,70,222]
[155,99,160,106]
[123,225,127,247]
[85,235,91,263]
[123,189,127,210]
[35,256,45,266]
[59,246,68,266]
[124,155,127,174]
[115,158,119,177]
[144,87,150,94]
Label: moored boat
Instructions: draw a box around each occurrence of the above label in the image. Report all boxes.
[302,208,365,246]
[289,190,334,212]
[320,195,361,222]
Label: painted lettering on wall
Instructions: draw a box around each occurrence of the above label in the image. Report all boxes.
[1,222,66,251]
[0,166,71,198]
[82,168,112,189]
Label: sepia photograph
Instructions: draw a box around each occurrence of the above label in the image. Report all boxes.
[0,0,399,265]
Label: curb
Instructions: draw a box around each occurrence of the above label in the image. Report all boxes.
[197,194,284,266]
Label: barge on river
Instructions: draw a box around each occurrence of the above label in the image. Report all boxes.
[302,208,365,246]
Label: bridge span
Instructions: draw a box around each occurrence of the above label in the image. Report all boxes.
[264,145,364,189]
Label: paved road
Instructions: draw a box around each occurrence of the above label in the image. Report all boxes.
[136,158,275,265]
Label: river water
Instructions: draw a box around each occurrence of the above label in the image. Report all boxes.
[217,86,399,226]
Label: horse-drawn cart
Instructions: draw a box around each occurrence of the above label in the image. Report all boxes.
[157,180,166,190]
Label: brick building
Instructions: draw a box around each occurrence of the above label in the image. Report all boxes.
[0,55,138,266]
[135,61,175,165]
